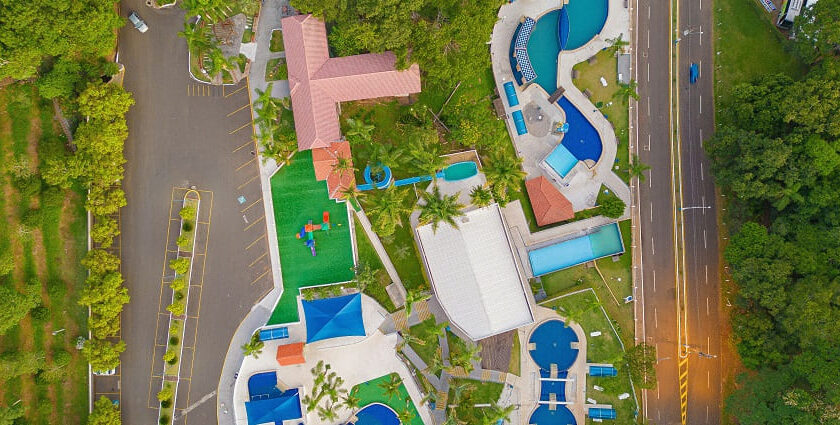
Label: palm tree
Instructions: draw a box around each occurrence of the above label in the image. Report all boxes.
[454,343,482,373]
[352,262,377,293]
[408,138,445,175]
[418,185,465,233]
[345,118,375,144]
[404,288,427,316]
[427,353,446,376]
[378,374,403,402]
[339,184,365,203]
[628,154,651,182]
[204,46,230,78]
[254,83,276,111]
[260,139,295,166]
[366,186,412,236]
[450,381,476,406]
[240,332,264,358]
[178,21,211,52]
[341,388,361,411]
[397,401,416,424]
[430,321,449,339]
[332,154,355,176]
[370,143,405,168]
[400,332,427,350]
[614,79,640,102]
[316,402,339,421]
[606,33,630,55]
[469,185,493,208]
[485,152,526,197]
[481,403,516,425]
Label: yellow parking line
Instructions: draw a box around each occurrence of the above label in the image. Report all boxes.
[249,269,270,285]
[229,121,252,134]
[227,103,251,117]
[240,198,262,213]
[243,215,264,231]
[224,85,247,98]
[245,234,265,250]
[235,158,255,171]
[232,140,252,153]
[237,175,259,190]
[249,252,268,267]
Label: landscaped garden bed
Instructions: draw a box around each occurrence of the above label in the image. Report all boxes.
[157,192,200,424]
[351,373,423,425]
[265,57,288,81]
[269,29,284,52]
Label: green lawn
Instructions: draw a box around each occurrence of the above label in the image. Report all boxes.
[405,318,440,366]
[265,57,288,81]
[354,216,396,312]
[269,30,284,52]
[352,373,424,425]
[448,378,504,424]
[572,49,630,183]
[267,150,355,324]
[509,331,521,376]
[714,0,806,106]
[542,290,637,424]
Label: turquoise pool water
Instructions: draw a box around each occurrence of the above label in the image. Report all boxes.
[527,10,562,93]
[544,144,578,178]
[563,0,609,51]
[528,222,624,276]
[443,161,478,181]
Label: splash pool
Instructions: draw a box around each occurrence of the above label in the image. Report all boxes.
[528,222,624,276]
[528,319,580,371]
[544,143,578,178]
[350,403,400,425]
[530,404,577,425]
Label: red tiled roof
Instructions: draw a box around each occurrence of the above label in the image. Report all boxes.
[525,176,574,226]
[281,14,421,151]
[276,342,305,366]
[311,141,356,199]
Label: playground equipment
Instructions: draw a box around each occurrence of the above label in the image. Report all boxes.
[295,212,331,256]
[356,161,479,191]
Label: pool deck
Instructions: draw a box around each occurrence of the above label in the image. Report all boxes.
[490,0,631,213]
[516,306,589,425]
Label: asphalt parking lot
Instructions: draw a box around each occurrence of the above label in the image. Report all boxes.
[115,1,274,423]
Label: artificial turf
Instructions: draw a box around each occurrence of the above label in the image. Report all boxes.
[266,150,355,325]
[351,373,424,425]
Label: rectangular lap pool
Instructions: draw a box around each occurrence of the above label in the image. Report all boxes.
[528,222,624,276]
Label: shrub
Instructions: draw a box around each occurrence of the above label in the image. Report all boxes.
[157,387,174,402]
[169,336,179,346]
[176,234,192,250]
[162,349,177,365]
[169,320,180,337]
[174,290,184,301]
[169,258,190,275]
[160,399,171,408]
[169,276,186,292]
[30,305,50,321]
[167,301,185,316]
[159,415,170,424]
[599,194,626,219]
[181,220,194,232]
[179,205,196,220]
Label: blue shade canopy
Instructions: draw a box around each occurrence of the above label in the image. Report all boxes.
[244,388,302,425]
[302,293,365,343]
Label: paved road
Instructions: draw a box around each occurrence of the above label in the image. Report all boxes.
[116,2,274,424]
[633,0,720,422]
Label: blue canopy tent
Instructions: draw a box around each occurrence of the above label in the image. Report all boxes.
[302,293,365,343]
[244,388,302,425]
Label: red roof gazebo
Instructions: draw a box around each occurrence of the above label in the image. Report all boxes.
[525,176,574,226]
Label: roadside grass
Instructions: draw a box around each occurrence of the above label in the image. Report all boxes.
[405,318,439,366]
[353,216,396,312]
[265,57,288,81]
[509,331,521,376]
[352,373,424,425]
[269,30,284,52]
[447,378,504,424]
[714,0,806,106]
[572,49,630,183]
[542,290,637,424]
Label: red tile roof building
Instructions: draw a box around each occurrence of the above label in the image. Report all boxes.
[525,176,575,226]
[281,14,421,199]
[275,342,306,366]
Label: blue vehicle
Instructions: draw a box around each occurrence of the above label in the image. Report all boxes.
[689,63,699,84]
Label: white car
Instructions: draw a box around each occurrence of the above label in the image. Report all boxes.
[128,11,149,33]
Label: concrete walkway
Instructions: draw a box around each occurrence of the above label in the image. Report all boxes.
[247,0,291,103]
[353,208,407,307]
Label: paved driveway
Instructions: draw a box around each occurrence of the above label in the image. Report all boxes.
[116,1,274,423]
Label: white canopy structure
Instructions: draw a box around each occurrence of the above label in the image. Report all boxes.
[416,205,534,341]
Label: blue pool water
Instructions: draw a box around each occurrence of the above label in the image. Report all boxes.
[557,97,602,163]
[544,144,578,178]
[350,403,400,425]
[530,404,577,425]
[248,372,283,400]
[527,10,562,93]
[529,222,624,276]
[529,319,580,371]
[563,0,609,50]
[443,161,479,181]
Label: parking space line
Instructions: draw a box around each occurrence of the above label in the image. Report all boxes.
[232,140,252,153]
[250,269,270,285]
[229,122,252,134]
[224,85,247,98]
[227,104,251,117]
[235,158,255,171]
[240,199,262,213]
[245,234,265,250]
[237,175,259,190]
[249,252,268,267]
[244,215,265,231]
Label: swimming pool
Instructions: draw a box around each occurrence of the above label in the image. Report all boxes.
[544,144,578,178]
[528,222,624,276]
[443,161,479,181]
[529,319,580,371]
[527,9,562,93]
[530,404,577,425]
[561,0,609,50]
[557,96,602,164]
[350,403,400,425]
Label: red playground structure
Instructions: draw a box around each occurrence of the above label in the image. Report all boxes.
[295,211,331,256]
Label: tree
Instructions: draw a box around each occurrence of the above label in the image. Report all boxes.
[344,118,375,145]
[407,131,445,175]
[0,351,46,383]
[480,402,516,425]
[169,258,191,275]
[485,152,525,201]
[793,0,840,63]
[91,216,120,248]
[241,332,264,358]
[418,185,465,232]
[340,388,360,412]
[77,82,135,121]
[0,248,15,276]
[84,339,126,372]
[469,185,493,207]
[170,276,187,292]
[88,396,120,425]
[0,402,24,425]
[606,33,629,55]
[178,21,212,52]
[82,249,121,275]
[352,262,378,293]
[625,343,657,389]
[36,57,83,99]
[403,288,427,316]
[378,374,403,402]
[366,186,412,237]
[453,344,481,373]
[429,321,449,340]
[397,401,416,424]
[628,154,651,182]
[614,80,639,102]
[86,186,127,216]
[599,193,626,218]
[0,279,41,335]
[167,301,186,316]
[157,386,174,402]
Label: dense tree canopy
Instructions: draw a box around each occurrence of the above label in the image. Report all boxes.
[793,0,840,63]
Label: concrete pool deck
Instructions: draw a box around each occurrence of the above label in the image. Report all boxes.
[490,0,631,213]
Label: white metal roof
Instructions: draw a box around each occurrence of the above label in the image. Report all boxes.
[416,205,534,340]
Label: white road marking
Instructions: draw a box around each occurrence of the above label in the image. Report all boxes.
[654,307,658,328]
[701,162,704,180]
[648,5,651,19]
[707,405,710,422]
[653,269,657,292]
[700,94,703,115]
[648,97,651,116]
[705,264,708,284]
[647,62,650,81]
[704,229,707,248]
[707,297,710,315]
[700,26,703,45]
[650,202,654,222]
[647,31,650,49]
[651,237,655,255]
[700,127,703,142]
[649,172,653,188]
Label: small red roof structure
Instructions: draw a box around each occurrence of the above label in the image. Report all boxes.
[312,141,356,199]
[525,176,574,226]
[275,342,306,366]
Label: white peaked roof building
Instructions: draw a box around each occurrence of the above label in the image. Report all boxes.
[415,204,534,341]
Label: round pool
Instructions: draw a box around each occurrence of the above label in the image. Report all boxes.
[350,403,400,425]
[528,319,579,372]
[560,0,609,51]
[529,404,577,425]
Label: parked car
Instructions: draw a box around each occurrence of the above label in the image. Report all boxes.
[689,63,699,84]
[128,11,149,33]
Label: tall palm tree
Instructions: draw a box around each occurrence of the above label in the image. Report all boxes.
[178,21,211,52]
[469,185,493,208]
[418,185,465,233]
[408,138,445,175]
[240,333,264,358]
[345,118,375,144]
[628,154,651,182]
[614,79,640,102]
[397,402,416,423]
[366,186,412,236]
[341,388,360,411]
[454,343,482,373]
[379,374,403,402]
[430,321,449,339]
[404,288,427,316]
[332,154,355,176]
[339,184,365,203]
[254,83,276,111]
[606,33,629,55]
[485,152,526,197]
[450,381,475,406]
[370,143,405,168]
[316,402,339,421]
[205,46,229,78]
[480,403,516,425]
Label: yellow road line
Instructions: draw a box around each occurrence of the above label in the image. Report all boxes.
[227,103,251,117]
[229,121,252,134]
[224,85,247,98]
[232,140,252,153]
[249,269,271,285]
[245,234,265,250]
[249,252,268,267]
[237,175,259,190]
[243,215,264,231]
[235,158,255,171]
[240,198,262,213]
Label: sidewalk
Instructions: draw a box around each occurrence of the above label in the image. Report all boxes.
[248,0,291,104]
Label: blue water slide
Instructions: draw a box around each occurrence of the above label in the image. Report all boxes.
[512,110,528,135]
[503,81,519,107]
